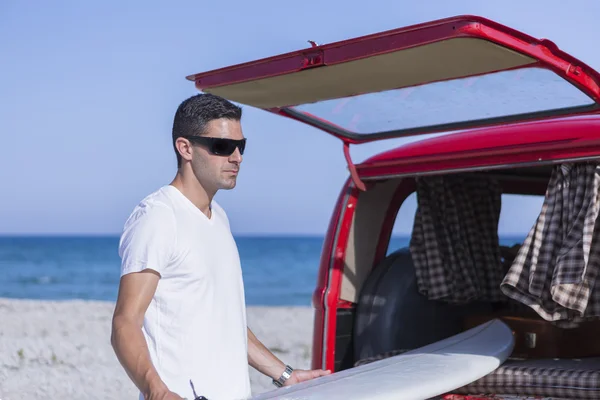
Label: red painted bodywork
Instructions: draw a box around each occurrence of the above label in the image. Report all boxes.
[311,181,359,370]
[186,14,600,391]
[357,114,600,179]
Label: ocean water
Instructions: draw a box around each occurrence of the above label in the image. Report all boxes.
[0,235,525,306]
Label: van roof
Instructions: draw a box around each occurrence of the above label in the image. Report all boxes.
[355,113,600,182]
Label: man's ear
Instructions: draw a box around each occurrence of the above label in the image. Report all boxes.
[175,137,193,163]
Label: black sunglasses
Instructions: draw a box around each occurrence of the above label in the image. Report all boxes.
[182,135,246,156]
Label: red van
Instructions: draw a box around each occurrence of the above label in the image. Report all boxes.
[187,15,600,399]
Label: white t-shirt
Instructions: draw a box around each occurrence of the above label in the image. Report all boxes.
[118,185,251,400]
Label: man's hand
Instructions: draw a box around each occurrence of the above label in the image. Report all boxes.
[284,368,332,386]
[246,327,331,388]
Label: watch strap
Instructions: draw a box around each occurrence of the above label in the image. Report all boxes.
[273,365,294,387]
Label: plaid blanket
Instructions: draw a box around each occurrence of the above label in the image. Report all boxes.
[454,357,600,399]
[356,355,600,399]
[409,173,506,303]
[500,162,600,326]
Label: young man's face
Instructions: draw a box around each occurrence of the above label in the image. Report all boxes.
[189,118,245,193]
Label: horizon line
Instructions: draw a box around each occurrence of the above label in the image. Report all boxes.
[0,232,530,238]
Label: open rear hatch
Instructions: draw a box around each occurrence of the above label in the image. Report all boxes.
[186,15,600,190]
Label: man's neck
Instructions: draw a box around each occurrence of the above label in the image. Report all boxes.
[170,171,214,218]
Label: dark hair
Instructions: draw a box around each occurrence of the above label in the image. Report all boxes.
[172,93,243,167]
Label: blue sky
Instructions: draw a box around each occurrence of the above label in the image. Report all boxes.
[2,1,599,236]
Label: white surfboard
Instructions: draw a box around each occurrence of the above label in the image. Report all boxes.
[251,319,514,400]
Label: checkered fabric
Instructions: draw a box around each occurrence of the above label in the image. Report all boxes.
[409,173,506,303]
[453,357,600,399]
[500,163,600,326]
[355,355,600,399]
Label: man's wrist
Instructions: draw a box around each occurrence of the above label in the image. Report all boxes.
[272,365,294,387]
[142,371,168,398]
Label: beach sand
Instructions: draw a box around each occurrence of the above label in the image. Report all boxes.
[0,298,315,400]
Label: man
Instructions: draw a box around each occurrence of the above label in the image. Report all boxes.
[111,93,331,400]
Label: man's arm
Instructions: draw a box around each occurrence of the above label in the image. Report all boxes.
[247,327,331,387]
[111,270,183,400]
[247,327,287,380]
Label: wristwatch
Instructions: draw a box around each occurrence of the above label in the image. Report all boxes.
[273,365,294,387]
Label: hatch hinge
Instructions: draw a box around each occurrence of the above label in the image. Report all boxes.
[300,44,324,70]
[343,142,367,191]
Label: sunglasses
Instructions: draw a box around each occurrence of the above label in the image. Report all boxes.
[182,135,246,156]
